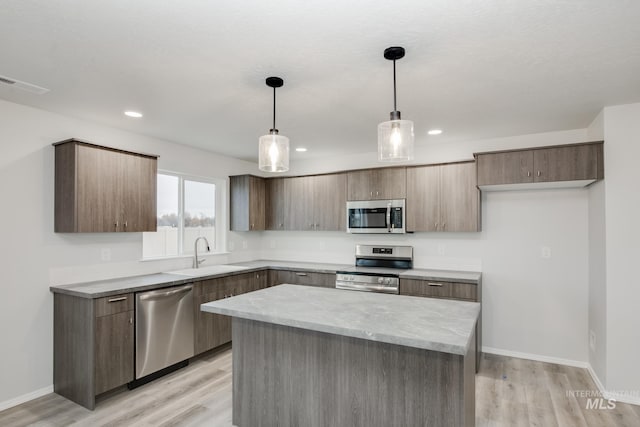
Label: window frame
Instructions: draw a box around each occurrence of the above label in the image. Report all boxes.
[142,170,227,260]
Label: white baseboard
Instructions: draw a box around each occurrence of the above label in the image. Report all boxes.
[0,385,53,412]
[482,346,588,368]
[586,364,640,407]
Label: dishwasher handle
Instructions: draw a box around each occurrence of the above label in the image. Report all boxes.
[138,284,193,302]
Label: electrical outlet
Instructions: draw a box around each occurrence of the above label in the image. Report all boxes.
[100,248,111,262]
[589,330,596,351]
[541,246,552,259]
[242,240,248,250]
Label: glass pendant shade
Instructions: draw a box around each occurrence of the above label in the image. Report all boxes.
[259,133,289,172]
[377,119,414,162]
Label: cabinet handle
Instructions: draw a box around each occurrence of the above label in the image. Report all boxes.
[114,221,119,230]
[108,297,127,303]
[376,191,379,196]
[527,171,531,177]
[250,223,254,229]
[427,282,444,287]
[370,191,373,197]
[124,221,128,229]
[537,171,541,177]
[442,222,446,230]
[129,317,133,325]
[295,272,308,276]
[435,222,438,230]
[279,223,283,228]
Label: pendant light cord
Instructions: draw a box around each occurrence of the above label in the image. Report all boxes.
[273,86,277,131]
[393,59,397,112]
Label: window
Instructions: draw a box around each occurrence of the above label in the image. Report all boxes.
[143,172,224,259]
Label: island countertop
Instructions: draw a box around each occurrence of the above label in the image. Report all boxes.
[201,284,480,356]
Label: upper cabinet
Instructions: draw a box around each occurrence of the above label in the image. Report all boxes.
[265,177,285,230]
[347,167,406,200]
[475,142,604,189]
[407,162,480,232]
[230,175,266,231]
[284,173,347,231]
[54,139,158,233]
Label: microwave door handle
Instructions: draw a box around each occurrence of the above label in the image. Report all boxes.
[387,203,392,232]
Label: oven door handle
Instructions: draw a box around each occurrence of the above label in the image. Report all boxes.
[386,203,392,233]
[336,282,398,294]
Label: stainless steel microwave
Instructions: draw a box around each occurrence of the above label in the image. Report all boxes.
[346,199,406,234]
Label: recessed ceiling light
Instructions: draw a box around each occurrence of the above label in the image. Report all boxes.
[124,111,143,118]
[428,129,443,135]
[295,147,307,152]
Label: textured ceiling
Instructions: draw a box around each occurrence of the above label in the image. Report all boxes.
[1,1,639,161]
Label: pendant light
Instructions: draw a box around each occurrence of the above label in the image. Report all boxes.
[259,77,289,172]
[378,46,414,162]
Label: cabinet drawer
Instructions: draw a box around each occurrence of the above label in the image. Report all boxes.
[94,293,134,317]
[400,279,477,301]
[271,270,336,288]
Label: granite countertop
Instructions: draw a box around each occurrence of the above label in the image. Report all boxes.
[50,260,481,298]
[201,284,480,356]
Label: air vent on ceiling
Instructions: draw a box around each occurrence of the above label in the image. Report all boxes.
[0,74,50,95]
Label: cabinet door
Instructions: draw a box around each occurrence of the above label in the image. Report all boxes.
[314,173,347,231]
[440,162,480,232]
[249,176,266,230]
[284,176,314,230]
[406,166,440,232]
[533,144,599,182]
[347,170,374,201]
[476,151,534,186]
[265,178,285,230]
[374,167,406,199]
[94,310,134,394]
[230,175,265,231]
[76,145,121,232]
[121,154,157,232]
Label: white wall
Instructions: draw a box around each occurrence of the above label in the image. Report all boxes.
[602,103,640,398]
[261,129,592,364]
[586,110,607,385]
[0,97,601,408]
[0,99,262,406]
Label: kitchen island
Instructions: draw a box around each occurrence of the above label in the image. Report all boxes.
[201,284,480,427]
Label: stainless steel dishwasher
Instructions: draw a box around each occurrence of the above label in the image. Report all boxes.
[135,284,194,380]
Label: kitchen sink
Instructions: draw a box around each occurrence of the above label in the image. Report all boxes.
[168,264,251,277]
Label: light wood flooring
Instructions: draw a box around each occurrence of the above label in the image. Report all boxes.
[1,348,638,427]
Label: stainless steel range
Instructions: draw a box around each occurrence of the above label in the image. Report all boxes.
[336,244,413,294]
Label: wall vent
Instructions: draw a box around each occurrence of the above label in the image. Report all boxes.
[0,74,50,95]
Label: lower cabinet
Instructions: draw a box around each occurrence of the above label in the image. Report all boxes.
[268,269,336,288]
[53,292,134,410]
[400,278,482,372]
[194,270,268,355]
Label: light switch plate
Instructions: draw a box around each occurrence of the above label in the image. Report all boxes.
[100,248,111,261]
[541,246,551,258]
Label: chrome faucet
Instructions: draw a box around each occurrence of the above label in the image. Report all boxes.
[193,237,210,268]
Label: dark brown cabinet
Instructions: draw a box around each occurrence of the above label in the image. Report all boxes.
[268,269,336,288]
[283,173,347,231]
[400,278,482,371]
[54,292,134,409]
[407,162,479,232]
[347,167,406,200]
[475,142,604,187]
[194,271,268,355]
[265,177,285,230]
[54,139,157,233]
[230,175,266,231]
